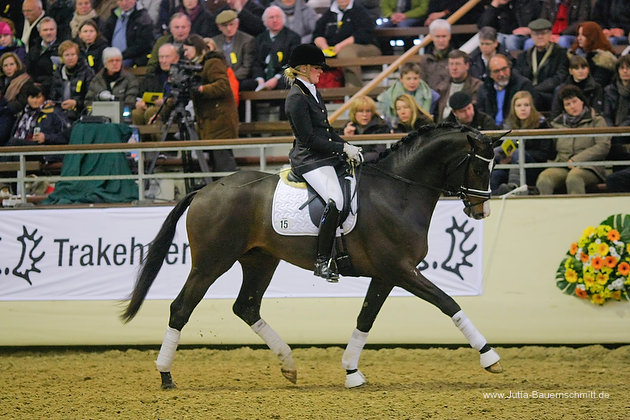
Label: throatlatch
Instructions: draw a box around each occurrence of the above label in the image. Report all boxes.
[314,199,340,282]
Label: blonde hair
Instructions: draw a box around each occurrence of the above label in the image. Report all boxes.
[349,96,377,125]
[395,94,424,127]
[284,64,310,85]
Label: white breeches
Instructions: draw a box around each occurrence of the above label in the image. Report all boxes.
[302,165,344,211]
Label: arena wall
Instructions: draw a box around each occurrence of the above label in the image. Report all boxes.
[3,195,630,346]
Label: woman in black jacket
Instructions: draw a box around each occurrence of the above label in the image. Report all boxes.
[75,19,109,74]
[284,44,362,281]
[551,55,604,118]
[492,90,555,194]
[50,40,95,121]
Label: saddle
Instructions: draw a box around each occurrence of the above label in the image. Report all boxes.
[272,166,360,276]
[286,168,353,227]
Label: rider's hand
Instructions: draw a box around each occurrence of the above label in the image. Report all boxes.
[343,143,363,163]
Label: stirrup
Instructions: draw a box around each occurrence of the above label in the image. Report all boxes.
[314,258,339,283]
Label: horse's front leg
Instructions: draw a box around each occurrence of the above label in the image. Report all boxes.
[397,267,502,373]
[342,278,393,388]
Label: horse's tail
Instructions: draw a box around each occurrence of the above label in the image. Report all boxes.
[120,191,198,323]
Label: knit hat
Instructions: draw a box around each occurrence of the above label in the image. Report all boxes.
[0,21,12,35]
[448,91,472,111]
[216,10,238,25]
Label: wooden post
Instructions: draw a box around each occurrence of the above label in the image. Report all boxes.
[329,0,482,122]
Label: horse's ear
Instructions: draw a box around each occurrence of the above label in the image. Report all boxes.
[485,130,511,147]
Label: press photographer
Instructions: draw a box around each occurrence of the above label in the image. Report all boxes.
[184,34,238,173]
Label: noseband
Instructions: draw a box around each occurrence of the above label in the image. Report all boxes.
[443,134,493,212]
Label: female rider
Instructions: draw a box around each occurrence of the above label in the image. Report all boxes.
[284,43,362,282]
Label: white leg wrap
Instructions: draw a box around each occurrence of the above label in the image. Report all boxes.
[155,326,181,372]
[342,328,369,370]
[480,348,501,368]
[251,319,295,370]
[452,310,486,351]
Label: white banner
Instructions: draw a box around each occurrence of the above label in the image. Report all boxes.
[0,200,483,301]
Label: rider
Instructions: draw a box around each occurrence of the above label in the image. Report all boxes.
[284,44,363,282]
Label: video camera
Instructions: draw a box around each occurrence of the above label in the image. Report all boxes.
[168,60,203,104]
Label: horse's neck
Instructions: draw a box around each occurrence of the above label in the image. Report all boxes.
[378,133,456,187]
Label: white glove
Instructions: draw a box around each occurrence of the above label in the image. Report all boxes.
[98,90,115,101]
[343,143,363,163]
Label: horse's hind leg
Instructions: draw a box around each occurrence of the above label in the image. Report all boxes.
[342,278,393,388]
[396,268,502,373]
[233,250,297,384]
[156,260,233,389]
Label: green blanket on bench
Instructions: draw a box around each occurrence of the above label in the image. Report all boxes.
[43,122,139,204]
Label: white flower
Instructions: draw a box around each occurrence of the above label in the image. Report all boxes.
[595,238,601,244]
[609,278,624,290]
[576,284,586,291]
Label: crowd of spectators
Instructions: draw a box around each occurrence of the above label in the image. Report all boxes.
[0,0,629,197]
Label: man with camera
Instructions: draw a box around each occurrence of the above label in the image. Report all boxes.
[133,43,180,127]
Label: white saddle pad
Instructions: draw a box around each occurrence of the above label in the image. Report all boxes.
[272,170,358,236]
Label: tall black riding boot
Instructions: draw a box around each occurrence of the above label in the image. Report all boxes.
[314,199,340,282]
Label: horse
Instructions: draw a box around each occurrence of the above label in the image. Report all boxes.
[121,123,507,389]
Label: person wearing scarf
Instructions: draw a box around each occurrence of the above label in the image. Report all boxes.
[551,54,604,118]
[272,0,319,43]
[0,21,27,62]
[536,85,611,195]
[603,54,630,127]
[70,0,101,39]
[178,0,218,38]
[0,52,35,145]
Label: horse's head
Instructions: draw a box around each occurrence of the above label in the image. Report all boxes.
[446,128,509,220]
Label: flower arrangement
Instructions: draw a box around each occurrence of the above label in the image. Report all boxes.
[556,214,630,305]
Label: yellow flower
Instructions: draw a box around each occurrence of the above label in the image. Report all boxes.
[596,225,611,237]
[565,258,574,270]
[588,242,599,255]
[596,272,609,285]
[582,226,595,239]
[597,242,609,256]
[600,266,613,275]
[592,283,605,293]
[565,269,578,283]
[611,290,622,300]
[583,265,594,275]
[591,294,606,305]
[583,273,595,289]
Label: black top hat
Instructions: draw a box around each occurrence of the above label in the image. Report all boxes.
[449,91,473,110]
[288,44,329,69]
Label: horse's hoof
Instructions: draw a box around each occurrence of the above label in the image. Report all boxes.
[281,368,297,384]
[480,347,501,373]
[160,371,177,389]
[485,361,503,374]
[345,370,366,388]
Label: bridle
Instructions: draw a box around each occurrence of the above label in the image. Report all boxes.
[368,133,494,212]
[448,147,494,212]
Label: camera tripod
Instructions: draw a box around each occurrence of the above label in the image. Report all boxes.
[145,96,213,196]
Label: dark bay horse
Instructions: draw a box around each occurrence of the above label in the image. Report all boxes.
[122,123,506,389]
